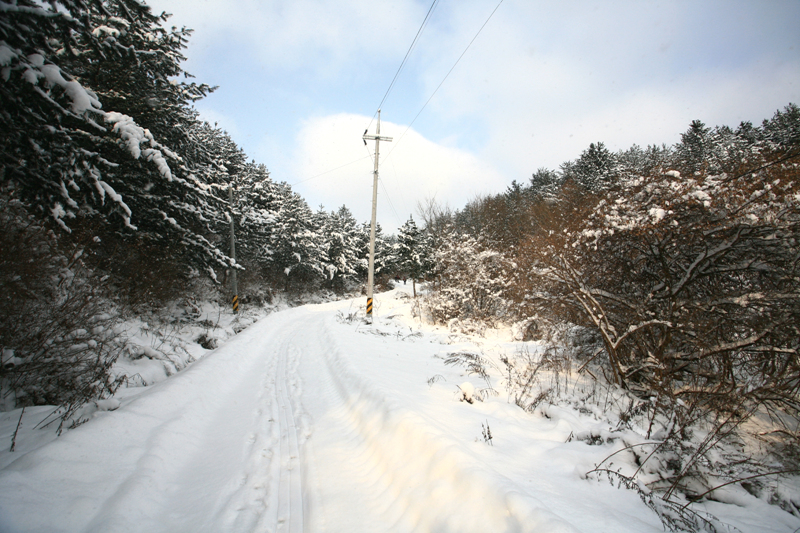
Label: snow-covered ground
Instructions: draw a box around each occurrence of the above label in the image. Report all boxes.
[1,286,798,532]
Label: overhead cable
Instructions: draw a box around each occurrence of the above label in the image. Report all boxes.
[384,0,505,160]
[366,0,440,132]
[379,177,403,228]
[291,155,372,186]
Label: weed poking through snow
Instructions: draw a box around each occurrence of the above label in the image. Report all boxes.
[457,382,476,404]
[482,421,493,446]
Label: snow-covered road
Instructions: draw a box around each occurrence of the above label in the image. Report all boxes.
[0,297,571,532]
[2,289,796,532]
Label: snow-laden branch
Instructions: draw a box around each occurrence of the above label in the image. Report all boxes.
[0,1,75,20]
[670,229,742,297]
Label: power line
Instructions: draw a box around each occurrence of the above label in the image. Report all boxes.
[379,177,403,228]
[387,156,411,223]
[384,0,506,161]
[290,155,372,186]
[295,1,505,217]
[366,0,440,132]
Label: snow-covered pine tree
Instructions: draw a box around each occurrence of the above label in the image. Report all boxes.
[562,141,618,191]
[424,227,512,324]
[320,206,362,291]
[265,187,325,292]
[64,1,214,149]
[182,122,246,188]
[0,0,231,299]
[761,102,800,149]
[374,223,395,280]
[674,119,713,175]
[616,144,673,179]
[396,215,432,297]
[235,161,279,270]
[180,122,252,286]
[528,167,563,202]
[354,220,392,285]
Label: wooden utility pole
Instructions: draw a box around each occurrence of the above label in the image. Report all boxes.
[362,110,392,322]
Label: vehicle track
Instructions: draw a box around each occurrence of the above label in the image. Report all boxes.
[274,339,306,532]
[0,302,563,533]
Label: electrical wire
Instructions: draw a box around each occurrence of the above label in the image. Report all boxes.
[387,155,411,223]
[384,0,506,161]
[290,155,372,186]
[365,0,440,133]
[364,134,403,227]
[379,176,403,228]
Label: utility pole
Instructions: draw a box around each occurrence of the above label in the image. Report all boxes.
[228,183,238,314]
[362,110,392,322]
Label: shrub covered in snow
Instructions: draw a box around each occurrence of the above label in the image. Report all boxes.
[0,200,124,429]
[518,107,800,441]
[424,229,513,325]
[419,106,800,514]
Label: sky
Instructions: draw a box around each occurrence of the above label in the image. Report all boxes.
[147,0,800,233]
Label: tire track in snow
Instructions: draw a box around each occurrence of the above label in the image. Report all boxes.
[292,314,408,532]
[274,338,306,532]
[215,341,279,533]
[67,322,290,533]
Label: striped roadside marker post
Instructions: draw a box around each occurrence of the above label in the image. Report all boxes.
[232,294,239,314]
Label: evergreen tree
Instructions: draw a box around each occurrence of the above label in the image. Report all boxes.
[63,1,214,148]
[761,103,800,149]
[320,206,362,290]
[0,0,230,292]
[424,229,512,323]
[396,216,430,296]
[528,168,563,201]
[356,221,392,283]
[265,188,324,291]
[374,225,395,278]
[675,119,712,175]
[235,161,280,268]
[183,122,246,187]
[616,144,673,178]
[563,141,617,191]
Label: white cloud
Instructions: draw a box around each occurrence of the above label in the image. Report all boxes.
[153,0,425,72]
[290,113,506,232]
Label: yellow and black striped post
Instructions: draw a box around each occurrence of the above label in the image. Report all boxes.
[366,297,373,317]
[232,294,239,314]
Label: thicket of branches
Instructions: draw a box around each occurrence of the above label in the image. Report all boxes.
[417,105,800,507]
[0,198,123,429]
[516,107,799,426]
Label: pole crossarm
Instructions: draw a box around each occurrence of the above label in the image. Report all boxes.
[363,134,393,142]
